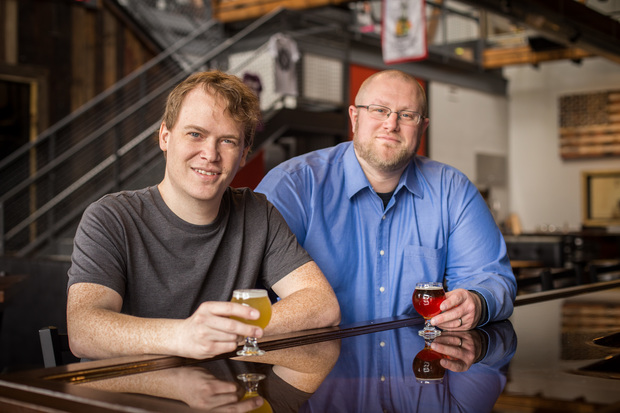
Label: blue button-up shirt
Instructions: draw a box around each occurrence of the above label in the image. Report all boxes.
[256,142,516,325]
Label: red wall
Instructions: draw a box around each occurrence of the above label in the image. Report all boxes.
[230,148,264,189]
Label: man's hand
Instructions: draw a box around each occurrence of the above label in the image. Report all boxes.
[173,301,265,359]
[430,289,481,330]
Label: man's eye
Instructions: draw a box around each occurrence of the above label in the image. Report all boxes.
[373,108,387,114]
[189,132,201,138]
[400,112,414,120]
[222,139,237,145]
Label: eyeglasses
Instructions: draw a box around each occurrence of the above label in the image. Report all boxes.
[356,104,425,125]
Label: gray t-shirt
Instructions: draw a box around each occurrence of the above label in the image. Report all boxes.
[67,186,312,319]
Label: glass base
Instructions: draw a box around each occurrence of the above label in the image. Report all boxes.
[237,348,266,356]
[418,328,442,339]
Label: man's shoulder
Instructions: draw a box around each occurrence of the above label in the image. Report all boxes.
[414,156,470,182]
[87,187,156,217]
[228,187,267,202]
[226,187,271,214]
[95,186,153,205]
[274,142,350,174]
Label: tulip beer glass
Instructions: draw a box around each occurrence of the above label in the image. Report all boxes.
[231,289,272,356]
[413,282,446,338]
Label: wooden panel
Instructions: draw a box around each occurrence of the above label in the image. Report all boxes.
[559,91,620,159]
[2,0,18,64]
[71,6,96,111]
[102,8,118,90]
[212,0,352,23]
[483,45,593,69]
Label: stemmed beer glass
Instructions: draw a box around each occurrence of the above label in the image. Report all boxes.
[231,289,272,356]
[413,282,446,338]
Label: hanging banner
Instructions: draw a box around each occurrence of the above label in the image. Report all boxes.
[382,0,427,64]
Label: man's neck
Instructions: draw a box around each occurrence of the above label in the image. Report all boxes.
[356,158,405,194]
[157,182,220,225]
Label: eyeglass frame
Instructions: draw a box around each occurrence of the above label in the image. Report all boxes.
[355,104,426,125]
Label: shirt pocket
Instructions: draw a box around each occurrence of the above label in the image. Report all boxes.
[403,244,447,280]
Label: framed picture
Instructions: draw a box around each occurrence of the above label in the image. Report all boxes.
[582,169,620,227]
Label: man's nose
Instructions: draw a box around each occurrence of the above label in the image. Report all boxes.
[200,140,220,161]
[383,112,400,131]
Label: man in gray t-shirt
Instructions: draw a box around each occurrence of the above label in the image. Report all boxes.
[66,71,340,361]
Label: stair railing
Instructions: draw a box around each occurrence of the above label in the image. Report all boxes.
[0,7,298,256]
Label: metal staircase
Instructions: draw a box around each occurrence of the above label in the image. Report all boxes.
[0,6,351,258]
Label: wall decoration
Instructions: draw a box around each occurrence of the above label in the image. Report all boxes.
[559,90,620,159]
[581,169,620,228]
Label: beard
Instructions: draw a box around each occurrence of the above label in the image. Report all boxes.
[352,122,418,173]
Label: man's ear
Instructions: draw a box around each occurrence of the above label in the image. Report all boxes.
[348,105,358,134]
[159,123,169,151]
[239,145,250,168]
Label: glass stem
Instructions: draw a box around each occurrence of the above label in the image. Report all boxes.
[244,336,259,351]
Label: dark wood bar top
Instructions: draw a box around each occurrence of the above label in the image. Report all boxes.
[1,283,620,412]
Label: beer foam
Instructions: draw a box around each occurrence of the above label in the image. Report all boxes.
[232,289,268,299]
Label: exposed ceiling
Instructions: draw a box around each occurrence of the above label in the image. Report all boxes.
[211,0,620,68]
[462,0,620,66]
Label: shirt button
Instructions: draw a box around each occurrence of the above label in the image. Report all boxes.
[380,375,386,382]
[382,215,386,220]
[380,250,385,256]
[379,286,385,293]
[380,341,386,347]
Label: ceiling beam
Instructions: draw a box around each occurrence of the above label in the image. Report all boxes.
[212,0,351,23]
[483,45,593,68]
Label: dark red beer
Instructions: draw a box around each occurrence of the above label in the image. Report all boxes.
[413,285,446,319]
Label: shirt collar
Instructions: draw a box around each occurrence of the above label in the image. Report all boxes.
[343,143,425,200]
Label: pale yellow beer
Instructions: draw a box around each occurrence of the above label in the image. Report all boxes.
[231,289,272,329]
[231,289,272,356]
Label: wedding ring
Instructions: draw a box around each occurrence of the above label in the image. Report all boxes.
[458,317,462,327]
[458,337,463,347]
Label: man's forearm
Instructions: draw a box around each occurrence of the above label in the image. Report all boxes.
[68,308,181,360]
[266,288,340,335]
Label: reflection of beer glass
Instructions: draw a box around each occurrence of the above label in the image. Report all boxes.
[413,340,446,384]
[231,289,272,356]
[237,373,273,413]
[413,282,446,338]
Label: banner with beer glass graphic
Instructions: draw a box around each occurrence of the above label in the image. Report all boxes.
[382,0,427,64]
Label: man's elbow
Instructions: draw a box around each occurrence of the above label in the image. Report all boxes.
[324,296,341,326]
[67,329,90,359]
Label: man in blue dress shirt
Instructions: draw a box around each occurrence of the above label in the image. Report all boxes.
[256,69,516,328]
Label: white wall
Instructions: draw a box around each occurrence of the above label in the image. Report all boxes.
[429,57,620,232]
[428,82,510,222]
[504,58,620,232]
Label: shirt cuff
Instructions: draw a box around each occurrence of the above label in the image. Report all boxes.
[469,290,488,326]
